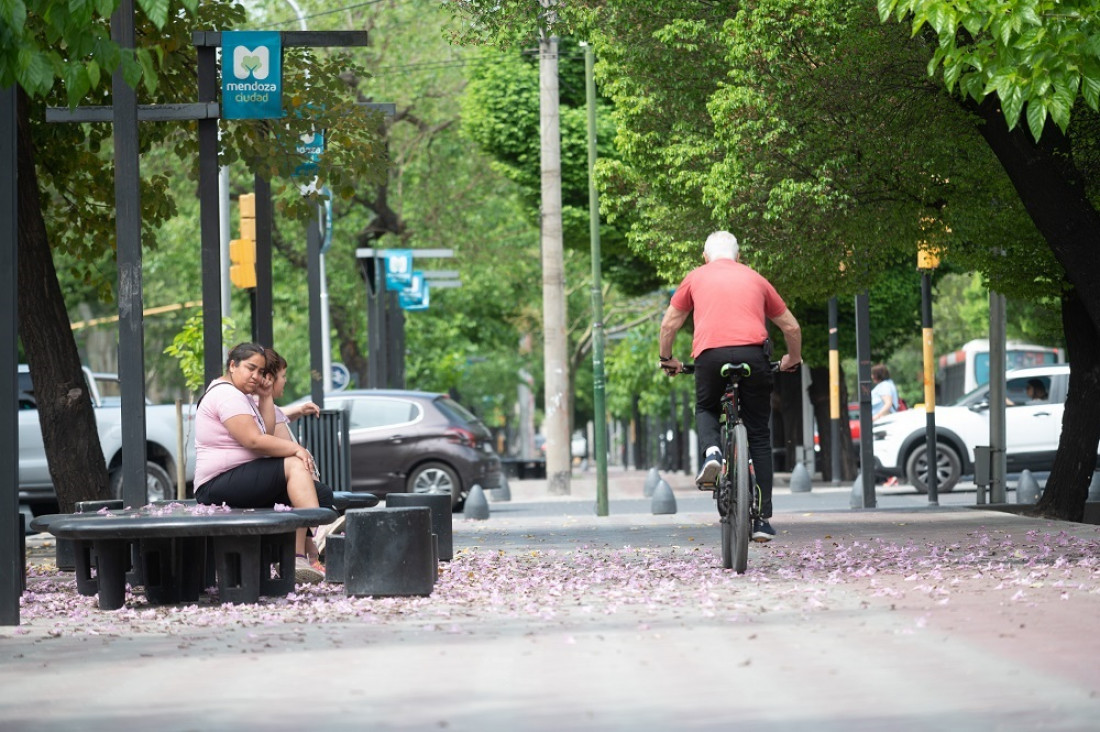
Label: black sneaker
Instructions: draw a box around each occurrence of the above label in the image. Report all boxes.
[696,455,721,487]
[752,519,776,543]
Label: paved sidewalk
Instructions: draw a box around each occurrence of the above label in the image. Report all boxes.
[4,469,1100,731]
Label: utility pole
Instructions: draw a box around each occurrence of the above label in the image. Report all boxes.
[539,0,570,496]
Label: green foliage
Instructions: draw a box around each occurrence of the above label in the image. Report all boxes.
[163,312,241,396]
[604,327,693,419]
[881,0,1100,140]
[460,40,659,295]
[0,0,198,104]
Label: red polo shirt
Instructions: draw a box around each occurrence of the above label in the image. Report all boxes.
[670,259,787,357]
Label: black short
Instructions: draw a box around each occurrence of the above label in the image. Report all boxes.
[195,457,334,509]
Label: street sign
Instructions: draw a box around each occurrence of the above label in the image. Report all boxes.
[221,31,283,119]
[385,250,414,289]
[331,362,351,391]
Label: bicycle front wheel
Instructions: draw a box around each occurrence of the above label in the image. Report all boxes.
[725,424,751,573]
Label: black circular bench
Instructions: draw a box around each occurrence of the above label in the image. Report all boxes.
[47,506,337,610]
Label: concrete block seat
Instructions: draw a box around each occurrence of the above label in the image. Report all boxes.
[46,505,337,610]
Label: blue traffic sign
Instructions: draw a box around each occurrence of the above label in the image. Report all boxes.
[331,362,351,391]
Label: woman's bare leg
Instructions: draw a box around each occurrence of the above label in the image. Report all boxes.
[285,457,320,557]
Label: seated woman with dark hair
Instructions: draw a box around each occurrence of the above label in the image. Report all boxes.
[194,342,332,583]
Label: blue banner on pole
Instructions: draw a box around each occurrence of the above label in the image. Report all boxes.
[293,130,324,178]
[222,31,283,120]
[385,250,414,290]
[399,272,430,311]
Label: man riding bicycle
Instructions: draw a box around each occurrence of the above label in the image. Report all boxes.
[658,231,802,542]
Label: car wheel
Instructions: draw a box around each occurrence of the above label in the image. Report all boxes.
[904,443,962,494]
[407,461,461,507]
[109,461,176,504]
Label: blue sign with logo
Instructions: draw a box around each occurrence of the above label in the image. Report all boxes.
[293,130,324,178]
[222,31,283,120]
[399,271,430,311]
[385,250,414,290]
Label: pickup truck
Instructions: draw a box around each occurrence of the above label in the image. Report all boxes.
[18,364,196,508]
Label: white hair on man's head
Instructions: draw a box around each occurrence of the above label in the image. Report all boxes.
[704,231,739,261]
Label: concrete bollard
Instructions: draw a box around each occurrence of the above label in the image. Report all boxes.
[651,478,677,514]
[850,472,865,509]
[463,484,490,520]
[344,507,435,597]
[386,492,453,561]
[1016,469,1041,504]
[489,474,512,503]
[325,534,345,583]
[790,462,812,493]
[644,467,661,497]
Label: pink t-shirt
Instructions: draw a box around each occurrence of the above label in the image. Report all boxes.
[670,259,787,357]
[194,379,271,488]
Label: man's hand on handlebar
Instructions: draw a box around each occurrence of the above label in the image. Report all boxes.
[778,354,802,373]
[659,356,683,376]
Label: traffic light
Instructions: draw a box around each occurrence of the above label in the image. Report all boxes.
[230,193,256,289]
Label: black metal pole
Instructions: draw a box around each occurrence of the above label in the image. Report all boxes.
[828,297,841,485]
[367,254,387,389]
[196,35,222,384]
[307,203,325,407]
[112,0,148,509]
[1,84,20,626]
[855,291,876,508]
[922,272,939,505]
[254,175,274,348]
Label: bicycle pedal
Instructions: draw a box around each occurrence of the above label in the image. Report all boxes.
[696,481,717,491]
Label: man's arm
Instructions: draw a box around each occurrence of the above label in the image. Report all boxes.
[770,308,802,371]
[658,304,690,373]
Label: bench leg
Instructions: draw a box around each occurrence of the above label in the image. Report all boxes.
[260,533,295,597]
[73,540,99,597]
[212,535,262,605]
[139,537,176,605]
[92,539,130,611]
[177,536,206,603]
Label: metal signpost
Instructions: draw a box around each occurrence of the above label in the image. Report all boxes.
[356,248,459,389]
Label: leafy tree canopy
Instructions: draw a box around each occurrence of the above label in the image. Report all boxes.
[882,0,1100,140]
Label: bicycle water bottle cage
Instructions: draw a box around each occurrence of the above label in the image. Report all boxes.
[720,362,752,379]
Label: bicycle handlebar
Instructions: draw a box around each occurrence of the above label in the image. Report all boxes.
[670,360,786,377]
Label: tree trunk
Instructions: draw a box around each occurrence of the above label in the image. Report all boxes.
[1035,291,1100,521]
[539,30,571,495]
[17,90,109,513]
[970,97,1100,519]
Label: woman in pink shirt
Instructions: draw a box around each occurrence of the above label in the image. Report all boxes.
[194,342,331,582]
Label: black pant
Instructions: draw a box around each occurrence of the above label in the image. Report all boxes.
[694,346,776,518]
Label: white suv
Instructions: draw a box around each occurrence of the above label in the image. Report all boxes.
[872,364,1070,492]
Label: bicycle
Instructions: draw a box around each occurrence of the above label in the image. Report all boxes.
[678,360,780,573]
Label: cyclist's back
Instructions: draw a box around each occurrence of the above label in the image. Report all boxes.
[657,230,802,542]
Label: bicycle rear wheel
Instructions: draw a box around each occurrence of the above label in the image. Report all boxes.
[722,424,751,573]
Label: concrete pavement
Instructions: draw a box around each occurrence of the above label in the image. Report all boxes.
[3,468,1100,731]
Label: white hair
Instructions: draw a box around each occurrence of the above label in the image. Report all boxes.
[704,231,739,261]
